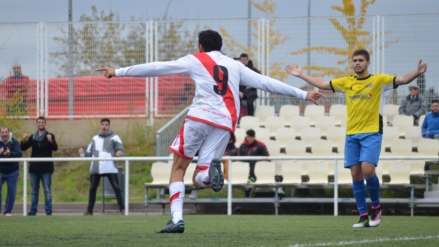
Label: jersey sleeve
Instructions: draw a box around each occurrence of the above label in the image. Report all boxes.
[115,55,192,77]
[330,77,347,93]
[378,74,397,91]
[239,64,307,100]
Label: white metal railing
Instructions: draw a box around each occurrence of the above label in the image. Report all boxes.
[2,155,438,216]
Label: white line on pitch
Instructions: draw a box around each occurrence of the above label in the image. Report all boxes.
[288,235,439,247]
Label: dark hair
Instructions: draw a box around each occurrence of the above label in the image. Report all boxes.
[100,118,110,124]
[239,53,249,59]
[198,29,222,52]
[36,116,46,123]
[246,129,255,137]
[352,49,370,61]
[432,100,439,104]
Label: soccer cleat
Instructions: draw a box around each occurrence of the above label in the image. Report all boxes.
[353,216,369,228]
[369,208,381,227]
[157,220,185,233]
[84,211,93,216]
[27,212,36,216]
[209,158,224,192]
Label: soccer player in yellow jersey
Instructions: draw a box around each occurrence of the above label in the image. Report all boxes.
[286,49,427,228]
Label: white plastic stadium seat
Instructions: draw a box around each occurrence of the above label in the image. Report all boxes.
[303,160,329,185]
[311,139,333,156]
[382,126,399,150]
[280,160,302,185]
[326,126,346,150]
[146,162,172,187]
[255,105,275,126]
[275,127,296,149]
[252,127,271,144]
[392,115,414,137]
[253,161,276,186]
[382,104,399,125]
[300,127,321,148]
[418,139,439,156]
[315,116,336,138]
[404,126,422,149]
[239,116,260,131]
[264,116,285,138]
[279,105,300,126]
[285,139,308,156]
[266,140,281,155]
[329,104,347,126]
[390,139,412,156]
[384,160,411,185]
[290,116,311,138]
[234,128,246,144]
[230,161,250,185]
[332,162,352,186]
[304,105,325,126]
[184,163,196,186]
[419,115,426,126]
[407,152,426,176]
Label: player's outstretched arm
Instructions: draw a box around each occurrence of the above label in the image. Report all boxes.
[395,59,427,86]
[285,64,332,90]
[96,66,116,79]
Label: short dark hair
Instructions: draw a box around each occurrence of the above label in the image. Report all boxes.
[198,29,222,52]
[240,53,248,59]
[246,129,255,137]
[100,118,110,124]
[432,100,439,105]
[352,49,370,61]
[36,116,46,123]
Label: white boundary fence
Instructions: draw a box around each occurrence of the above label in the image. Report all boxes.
[2,155,438,217]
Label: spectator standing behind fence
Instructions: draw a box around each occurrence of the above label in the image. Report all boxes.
[421,100,439,139]
[78,118,125,216]
[21,117,58,216]
[239,53,259,116]
[286,49,427,228]
[3,64,29,115]
[399,83,427,125]
[238,129,269,197]
[0,126,22,216]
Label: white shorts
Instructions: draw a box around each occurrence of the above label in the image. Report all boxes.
[169,119,230,167]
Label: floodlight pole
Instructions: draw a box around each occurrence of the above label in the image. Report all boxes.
[68,0,74,119]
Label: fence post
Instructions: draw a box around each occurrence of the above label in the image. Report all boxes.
[334,159,338,216]
[227,156,232,216]
[23,160,28,216]
[125,160,129,216]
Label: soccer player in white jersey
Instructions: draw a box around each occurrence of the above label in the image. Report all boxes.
[97,29,325,233]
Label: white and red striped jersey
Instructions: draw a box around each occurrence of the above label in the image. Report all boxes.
[116,51,307,132]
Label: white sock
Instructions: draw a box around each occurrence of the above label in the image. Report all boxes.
[195,168,210,188]
[169,181,185,223]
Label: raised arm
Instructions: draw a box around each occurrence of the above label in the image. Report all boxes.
[96,56,192,79]
[240,65,325,105]
[395,59,427,86]
[285,64,332,90]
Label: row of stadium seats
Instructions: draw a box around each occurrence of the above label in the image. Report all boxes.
[248,104,425,131]
[146,159,422,189]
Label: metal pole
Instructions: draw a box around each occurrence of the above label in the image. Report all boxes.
[247,0,251,49]
[125,160,129,216]
[23,161,27,216]
[307,0,311,75]
[68,0,74,119]
[227,157,232,215]
[334,159,338,216]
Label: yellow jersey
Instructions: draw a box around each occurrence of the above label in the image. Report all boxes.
[330,74,396,135]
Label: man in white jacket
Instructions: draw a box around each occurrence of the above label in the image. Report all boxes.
[78,118,125,216]
[97,29,324,233]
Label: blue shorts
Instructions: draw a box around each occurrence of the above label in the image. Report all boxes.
[344,133,382,168]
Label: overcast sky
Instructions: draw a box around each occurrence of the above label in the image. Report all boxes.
[0,0,438,23]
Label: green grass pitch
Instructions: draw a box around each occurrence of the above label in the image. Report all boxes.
[1,215,438,246]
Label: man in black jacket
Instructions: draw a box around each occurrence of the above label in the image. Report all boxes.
[239,53,260,116]
[0,126,22,216]
[21,117,58,216]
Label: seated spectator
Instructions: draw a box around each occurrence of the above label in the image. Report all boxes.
[238,129,269,197]
[399,84,427,125]
[223,132,239,180]
[421,99,439,139]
